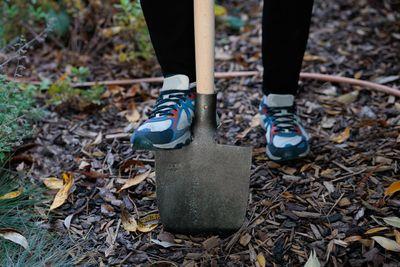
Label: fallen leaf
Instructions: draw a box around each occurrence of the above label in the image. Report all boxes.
[336,90,359,104]
[0,188,22,200]
[151,238,179,248]
[49,172,74,210]
[125,109,140,123]
[304,250,320,267]
[384,181,400,197]
[331,127,350,143]
[371,236,400,252]
[394,230,400,244]
[43,177,64,190]
[215,4,228,16]
[64,214,74,229]
[239,233,252,246]
[344,235,362,242]
[118,170,152,192]
[365,227,389,235]
[383,216,400,228]
[0,228,29,250]
[92,131,103,145]
[121,209,138,232]
[137,213,160,233]
[257,252,266,267]
[202,236,220,250]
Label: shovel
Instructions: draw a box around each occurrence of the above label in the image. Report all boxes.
[155,0,252,234]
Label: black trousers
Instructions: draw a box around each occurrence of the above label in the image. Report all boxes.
[140,0,314,95]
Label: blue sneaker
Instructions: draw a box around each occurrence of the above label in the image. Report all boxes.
[259,94,310,161]
[131,75,195,150]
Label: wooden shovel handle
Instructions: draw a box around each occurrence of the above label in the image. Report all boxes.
[194,0,215,94]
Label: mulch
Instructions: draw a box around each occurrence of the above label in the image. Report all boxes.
[10,0,400,266]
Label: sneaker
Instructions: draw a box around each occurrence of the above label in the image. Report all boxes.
[259,94,310,161]
[131,75,195,150]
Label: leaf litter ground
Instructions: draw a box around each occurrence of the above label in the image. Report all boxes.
[10,0,400,266]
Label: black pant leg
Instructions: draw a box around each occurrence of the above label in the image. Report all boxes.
[262,0,314,95]
[140,0,196,82]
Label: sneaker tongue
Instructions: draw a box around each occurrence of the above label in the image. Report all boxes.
[266,94,294,107]
[161,74,190,92]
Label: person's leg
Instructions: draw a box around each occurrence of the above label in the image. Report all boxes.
[140,0,196,82]
[259,0,314,161]
[132,1,196,150]
[262,0,314,95]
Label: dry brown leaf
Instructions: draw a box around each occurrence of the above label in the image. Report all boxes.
[43,177,64,190]
[137,213,160,233]
[256,252,266,267]
[239,233,252,246]
[371,236,400,252]
[394,230,400,244]
[49,172,74,210]
[121,209,138,232]
[0,188,22,200]
[0,228,29,250]
[344,235,362,243]
[118,170,152,192]
[203,236,220,250]
[331,127,350,143]
[384,181,400,197]
[365,227,389,235]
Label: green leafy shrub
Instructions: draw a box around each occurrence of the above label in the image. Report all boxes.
[0,78,71,266]
[0,0,152,63]
[0,77,42,163]
[46,66,105,110]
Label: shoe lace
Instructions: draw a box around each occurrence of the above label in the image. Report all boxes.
[149,89,191,118]
[269,106,297,132]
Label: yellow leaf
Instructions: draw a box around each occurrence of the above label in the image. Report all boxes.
[101,26,123,38]
[0,228,29,250]
[43,177,64,190]
[257,252,266,267]
[214,4,227,17]
[331,127,350,143]
[304,250,321,267]
[118,170,152,192]
[371,236,400,252]
[137,213,160,233]
[0,188,22,200]
[49,173,74,210]
[121,209,138,232]
[385,181,400,197]
[365,227,389,235]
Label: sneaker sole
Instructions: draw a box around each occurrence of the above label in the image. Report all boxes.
[132,131,192,150]
[266,145,310,162]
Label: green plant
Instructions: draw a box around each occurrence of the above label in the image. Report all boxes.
[1,0,153,63]
[46,66,105,110]
[0,172,72,267]
[112,0,153,62]
[0,77,42,163]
